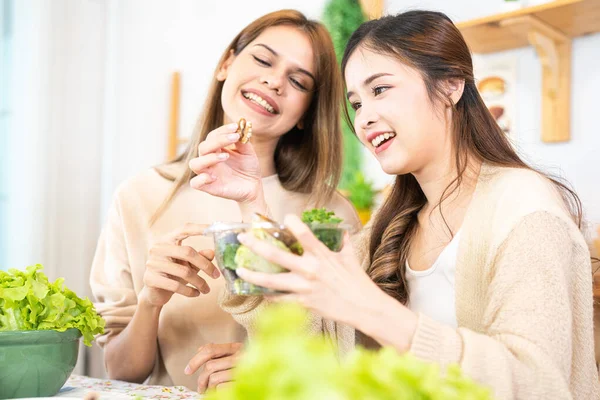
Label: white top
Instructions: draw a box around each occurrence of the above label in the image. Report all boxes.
[405,231,460,328]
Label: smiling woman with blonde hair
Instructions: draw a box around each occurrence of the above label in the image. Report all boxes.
[90,9,360,393]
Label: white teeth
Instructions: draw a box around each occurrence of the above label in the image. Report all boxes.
[243,92,275,113]
[370,132,396,148]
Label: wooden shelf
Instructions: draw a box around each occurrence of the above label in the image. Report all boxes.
[457,0,600,143]
[457,0,600,53]
[359,0,384,20]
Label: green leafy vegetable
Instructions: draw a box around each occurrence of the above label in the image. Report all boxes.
[0,264,105,346]
[301,209,344,251]
[340,348,491,400]
[312,227,345,252]
[234,229,290,273]
[205,304,492,400]
[301,208,343,225]
[222,243,241,270]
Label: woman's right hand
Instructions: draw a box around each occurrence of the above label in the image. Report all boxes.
[188,123,263,204]
[140,223,221,308]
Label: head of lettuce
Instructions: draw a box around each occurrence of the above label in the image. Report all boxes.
[0,264,105,346]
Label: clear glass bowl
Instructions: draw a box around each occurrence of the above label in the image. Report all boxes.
[204,221,349,295]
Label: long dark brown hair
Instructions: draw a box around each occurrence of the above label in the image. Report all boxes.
[341,10,583,304]
[152,10,343,224]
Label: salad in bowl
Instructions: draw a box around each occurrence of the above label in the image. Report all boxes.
[204,208,349,295]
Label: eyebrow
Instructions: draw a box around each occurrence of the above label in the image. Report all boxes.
[346,73,393,100]
[253,43,316,82]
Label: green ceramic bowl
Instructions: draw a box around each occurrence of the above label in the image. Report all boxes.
[0,328,81,399]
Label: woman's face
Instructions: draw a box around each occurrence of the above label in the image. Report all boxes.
[345,47,452,176]
[218,26,316,139]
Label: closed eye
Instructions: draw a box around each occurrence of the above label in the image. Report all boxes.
[253,56,271,67]
[290,77,308,92]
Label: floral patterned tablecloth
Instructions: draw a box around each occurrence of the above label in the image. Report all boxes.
[55,374,203,399]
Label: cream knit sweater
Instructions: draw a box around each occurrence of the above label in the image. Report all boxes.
[223,163,600,399]
[90,163,361,389]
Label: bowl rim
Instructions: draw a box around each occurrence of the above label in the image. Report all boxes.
[0,328,82,345]
[204,221,352,235]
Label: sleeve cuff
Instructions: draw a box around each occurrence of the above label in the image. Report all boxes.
[409,312,464,369]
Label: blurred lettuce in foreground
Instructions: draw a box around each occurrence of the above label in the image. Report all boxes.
[0,264,105,346]
[205,304,492,400]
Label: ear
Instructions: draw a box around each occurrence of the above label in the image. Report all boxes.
[296,120,304,130]
[444,78,465,106]
[216,50,236,81]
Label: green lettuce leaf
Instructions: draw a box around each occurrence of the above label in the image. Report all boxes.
[301,208,343,225]
[0,264,105,346]
[234,229,290,273]
[205,304,492,400]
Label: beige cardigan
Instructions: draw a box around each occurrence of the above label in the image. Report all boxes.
[223,163,600,399]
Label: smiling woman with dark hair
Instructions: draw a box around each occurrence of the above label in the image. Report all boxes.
[235,10,600,399]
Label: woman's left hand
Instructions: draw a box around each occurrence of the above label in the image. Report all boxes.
[235,215,383,325]
[184,342,243,393]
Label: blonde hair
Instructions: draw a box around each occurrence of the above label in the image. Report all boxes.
[151,10,343,225]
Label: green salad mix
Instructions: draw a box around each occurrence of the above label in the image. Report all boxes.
[0,264,105,346]
[221,208,346,272]
[300,208,343,225]
[214,208,347,295]
[301,208,345,252]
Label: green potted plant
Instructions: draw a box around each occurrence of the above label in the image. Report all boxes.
[345,171,376,225]
[322,0,365,190]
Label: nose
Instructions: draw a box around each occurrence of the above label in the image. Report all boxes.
[260,72,284,95]
[356,102,378,132]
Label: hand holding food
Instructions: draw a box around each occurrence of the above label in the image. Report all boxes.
[236,118,252,144]
[232,212,382,324]
[141,223,220,308]
[203,209,348,295]
[189,118,263,204]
